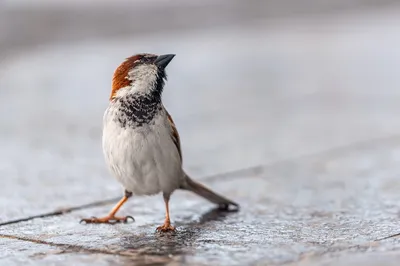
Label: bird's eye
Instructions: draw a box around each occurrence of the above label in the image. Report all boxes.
[131,54,156,64]
[142,56,156,64]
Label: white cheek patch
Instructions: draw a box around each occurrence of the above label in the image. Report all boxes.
[127,64,159,94]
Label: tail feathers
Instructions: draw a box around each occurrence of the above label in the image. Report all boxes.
[181,175,239,210]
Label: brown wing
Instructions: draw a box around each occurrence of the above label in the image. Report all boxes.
[165,108,182,162]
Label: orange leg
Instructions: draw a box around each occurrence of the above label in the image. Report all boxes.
[156,193,175,232]
[80,191,134,224]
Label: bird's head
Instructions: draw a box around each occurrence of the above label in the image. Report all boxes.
[110,53,175,100]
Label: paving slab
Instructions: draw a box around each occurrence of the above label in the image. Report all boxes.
[3,135,400,265]
[1,238,58,260]
[285,252,400,266]
[0,237,173,266]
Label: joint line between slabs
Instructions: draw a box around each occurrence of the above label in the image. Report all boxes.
[0,197,121,227]
[0,233,136,257]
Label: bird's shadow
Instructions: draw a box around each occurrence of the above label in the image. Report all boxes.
[118,206,239,256]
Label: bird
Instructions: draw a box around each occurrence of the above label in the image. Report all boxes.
[80,53,239,232]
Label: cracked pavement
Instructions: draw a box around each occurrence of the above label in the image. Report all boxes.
[1,1,400,265]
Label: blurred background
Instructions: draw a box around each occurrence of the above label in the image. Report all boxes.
[2,1,400,263]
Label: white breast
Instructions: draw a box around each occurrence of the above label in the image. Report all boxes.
[102,106,184,196]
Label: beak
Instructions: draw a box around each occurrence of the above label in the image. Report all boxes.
[155,54,175,69]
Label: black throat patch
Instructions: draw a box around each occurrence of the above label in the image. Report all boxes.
[115,92,162,128]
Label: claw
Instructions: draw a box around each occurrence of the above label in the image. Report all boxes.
[125,215,135,223]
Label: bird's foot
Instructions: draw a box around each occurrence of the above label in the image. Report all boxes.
[156,222,175,232]
[80,215,134,224]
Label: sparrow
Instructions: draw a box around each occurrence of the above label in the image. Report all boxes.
[81,53,238,232]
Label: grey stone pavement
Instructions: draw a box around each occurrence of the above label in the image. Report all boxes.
[2,0,400,265]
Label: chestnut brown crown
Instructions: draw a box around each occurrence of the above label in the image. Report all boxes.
[110,53,175,100]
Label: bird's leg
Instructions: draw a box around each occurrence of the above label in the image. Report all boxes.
[80,191,134,224]
[156,193,175,232]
